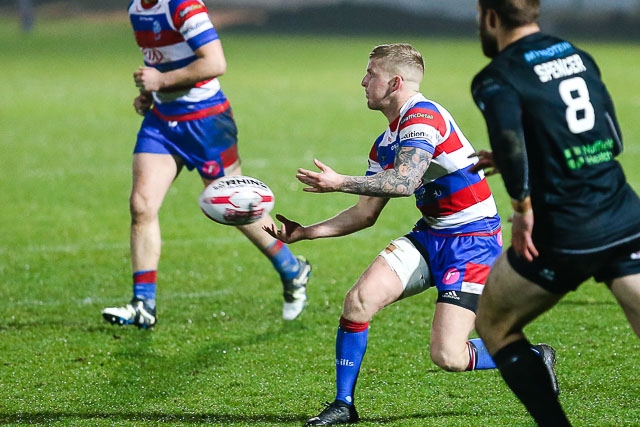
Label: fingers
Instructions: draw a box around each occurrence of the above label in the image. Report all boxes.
[296,168,317,179]
[262,224,276,238]
[313,158,326,171]
[468,150,492,159]
[296,168,322,191]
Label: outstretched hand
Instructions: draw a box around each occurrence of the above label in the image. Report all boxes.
[296,158,344,193]
[262,214,306,244]
[468,150,500,176]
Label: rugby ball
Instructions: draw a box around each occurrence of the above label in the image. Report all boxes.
[199,175,275,225]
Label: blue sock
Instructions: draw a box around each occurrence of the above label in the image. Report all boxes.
[468,338,496,370]
[335,319,369,405]
[263,240,299,280]
[133,270,156,310]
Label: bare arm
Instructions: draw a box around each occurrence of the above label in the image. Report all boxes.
[297,146,431,197]
[133,39,227,92]
[263,195,389,244]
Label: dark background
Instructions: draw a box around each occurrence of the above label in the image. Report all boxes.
[5,0,640,40]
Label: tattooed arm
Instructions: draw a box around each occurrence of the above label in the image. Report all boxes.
[296,146,432,197]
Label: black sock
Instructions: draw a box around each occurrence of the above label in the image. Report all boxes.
[493,339,571,426]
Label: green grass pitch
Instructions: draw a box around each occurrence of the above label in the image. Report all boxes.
[1,16,639,426]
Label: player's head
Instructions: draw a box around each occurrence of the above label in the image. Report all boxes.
[368,43,424,85]
[477,0,540,58]
[362,44,424,112]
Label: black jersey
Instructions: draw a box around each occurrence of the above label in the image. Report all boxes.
[472,32,640,253]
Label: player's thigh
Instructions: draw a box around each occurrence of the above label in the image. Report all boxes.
[131,153,181,212]
[608,273,640,337]
[476,253,562,348]
[343,256,405,321]
[430,302,475,356]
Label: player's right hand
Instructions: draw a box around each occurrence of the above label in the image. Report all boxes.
[510,211,538,262]
[263,214,306,244]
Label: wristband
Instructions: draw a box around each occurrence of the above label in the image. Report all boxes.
[512,209,533,217]
[510,197,532,214]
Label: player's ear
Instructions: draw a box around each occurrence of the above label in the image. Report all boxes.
[485,8,499,31]
[391,75,402,90]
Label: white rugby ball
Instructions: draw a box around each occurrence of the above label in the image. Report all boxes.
[199,175,275,225]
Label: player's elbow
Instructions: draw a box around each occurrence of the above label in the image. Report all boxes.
[209,60,226,78]
[199,54,226,79]
[215,59,227,76]
[361,212,379,228]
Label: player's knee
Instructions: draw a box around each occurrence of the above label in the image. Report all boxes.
[343,288,376,321]
[129,192,159,223]
[430,347,467,372]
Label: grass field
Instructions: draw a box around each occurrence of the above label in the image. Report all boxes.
[1,16,640,426]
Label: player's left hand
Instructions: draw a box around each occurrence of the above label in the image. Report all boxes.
[296,158,344,193]
[133,91,153,116]
[510,211,538,262]
[468,150,500,176]
[133,66,163,92]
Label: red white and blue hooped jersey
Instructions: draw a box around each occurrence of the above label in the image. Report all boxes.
[366,93,500,234]
[128,0,228,121]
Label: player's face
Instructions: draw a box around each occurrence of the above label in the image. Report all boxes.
[478,6,499,58]
[361,58,395,111]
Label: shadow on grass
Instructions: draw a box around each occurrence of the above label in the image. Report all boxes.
[0,409,469,425]
[0,412,304,425]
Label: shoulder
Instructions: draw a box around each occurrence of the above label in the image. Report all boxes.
[168,0,210,20]
[400,99,449,137]
[401,96,448,123]
[471,63,509,105]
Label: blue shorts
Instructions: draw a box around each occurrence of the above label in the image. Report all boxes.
[405,226,503,312]
[134,108,238,180]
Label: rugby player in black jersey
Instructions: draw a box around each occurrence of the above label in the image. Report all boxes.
[470,0,640,425]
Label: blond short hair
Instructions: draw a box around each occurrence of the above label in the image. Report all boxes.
[369,43,424,83]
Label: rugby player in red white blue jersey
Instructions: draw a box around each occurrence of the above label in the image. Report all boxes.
[264,43,557,425]
[102,0,311,328]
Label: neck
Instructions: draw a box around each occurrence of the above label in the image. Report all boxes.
[499,23,540,52]
[383,91,418,123]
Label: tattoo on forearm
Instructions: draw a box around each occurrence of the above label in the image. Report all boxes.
[342,147,432,197]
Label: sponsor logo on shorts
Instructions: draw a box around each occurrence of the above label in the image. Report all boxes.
[202,161,221,177]
[631,251,640,260]
[539,268,556,281]
[440,291,460,301]
[442,268,460,285]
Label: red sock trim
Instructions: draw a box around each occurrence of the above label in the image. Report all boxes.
[133,270,157,284]
[339,316,369,333]
[466,341,477,371]
[263,239,285,257]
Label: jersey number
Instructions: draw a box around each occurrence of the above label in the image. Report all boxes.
[559,77,595,134]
